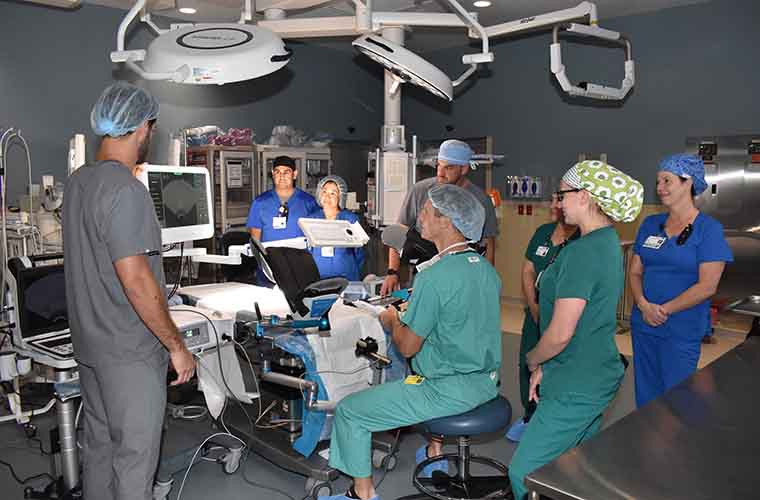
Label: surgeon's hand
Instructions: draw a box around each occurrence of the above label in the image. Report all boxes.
[380,274,400,296]
[529,365,542,403]
[641,301,668,327]
[169,346,196,386]
[379,306,399,331]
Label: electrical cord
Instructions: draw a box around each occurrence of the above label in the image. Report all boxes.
[174,432,247,500]
[232,339,262,421]
[241,457,298,500]
[0,458,55,486]
[175,307,255,438]
[167,243,185,301]
[374,428,401,491]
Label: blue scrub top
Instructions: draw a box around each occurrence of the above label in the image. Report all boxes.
[307,209,365,282]
[246,189,317,242]
[631,212,733,341]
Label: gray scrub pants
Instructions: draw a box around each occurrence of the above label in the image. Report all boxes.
[78,352,168,500]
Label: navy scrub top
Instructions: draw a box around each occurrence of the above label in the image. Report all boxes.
[631,212,733,341]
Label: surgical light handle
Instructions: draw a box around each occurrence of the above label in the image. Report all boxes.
[111,0,191,83]
[550,23,635,101]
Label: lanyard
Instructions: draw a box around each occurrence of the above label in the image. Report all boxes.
[415,242,471,273]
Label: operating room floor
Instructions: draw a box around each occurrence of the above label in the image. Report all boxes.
[0,401,519,500]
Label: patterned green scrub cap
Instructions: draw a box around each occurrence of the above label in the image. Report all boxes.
[562,160,644,223]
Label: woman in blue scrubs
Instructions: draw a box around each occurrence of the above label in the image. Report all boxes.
[308,175,365,281]
[629,154,733,408]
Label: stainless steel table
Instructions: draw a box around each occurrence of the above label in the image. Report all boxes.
[525,337,760,500]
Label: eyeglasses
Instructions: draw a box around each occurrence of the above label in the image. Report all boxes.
[554,188,582,201]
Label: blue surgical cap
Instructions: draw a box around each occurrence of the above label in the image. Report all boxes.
[659,154,707,195]
[438,139,474,168]
[427,183,485,241]
[90,82,159,137]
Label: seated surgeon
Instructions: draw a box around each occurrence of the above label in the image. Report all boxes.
[509,161,643,499]
[319,183,502,500]
[308,175,365,281]
[246,155,317,244]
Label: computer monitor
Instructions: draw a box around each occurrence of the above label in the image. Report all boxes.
[6,257,68,343]
[137,165,214,244]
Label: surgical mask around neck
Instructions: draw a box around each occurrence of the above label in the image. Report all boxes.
[415,241,471,273]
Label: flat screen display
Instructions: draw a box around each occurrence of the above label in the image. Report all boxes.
[147,171,210,229]
[17,264,68,339]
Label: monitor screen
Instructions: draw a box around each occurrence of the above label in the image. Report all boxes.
[138,165,215,244]
[148,171,210,229]
[16,264,68,339]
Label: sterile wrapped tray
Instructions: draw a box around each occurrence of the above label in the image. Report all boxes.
[726,295,760,317]
[298,218,369,248]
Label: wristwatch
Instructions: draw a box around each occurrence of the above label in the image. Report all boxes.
[386,268,398,276]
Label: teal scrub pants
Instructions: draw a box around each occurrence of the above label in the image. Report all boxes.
[518,311,540,416]
[328,373,497,478]
[508,393,612,500]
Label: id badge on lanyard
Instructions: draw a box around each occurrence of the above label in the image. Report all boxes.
[272,216,287,229]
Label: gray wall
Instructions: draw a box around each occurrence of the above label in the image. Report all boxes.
[403,0,760,202]
[0,1,384,203]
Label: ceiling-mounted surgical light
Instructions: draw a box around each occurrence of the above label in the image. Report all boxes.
[111,0,292,85]
[352,34,454,101]
[352,0,493,101]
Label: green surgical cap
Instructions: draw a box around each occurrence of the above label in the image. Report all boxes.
[562,160,644,223]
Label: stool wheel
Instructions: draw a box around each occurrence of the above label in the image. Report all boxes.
[413,453,510,500]
[305,478,332,499]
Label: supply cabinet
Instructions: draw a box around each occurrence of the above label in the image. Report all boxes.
[255,145,332,197]
[186,145,258,233]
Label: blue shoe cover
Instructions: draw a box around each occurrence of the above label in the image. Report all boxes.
[506,418,528,442]
[415,444,449,478]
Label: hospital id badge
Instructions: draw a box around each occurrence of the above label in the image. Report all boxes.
[404,375,425,385]
[535,245,550,257]
[642,235,666,249]
[272,216,287,229]
[321,246,334,257]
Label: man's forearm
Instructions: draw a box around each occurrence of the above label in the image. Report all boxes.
[388,315,422,358]
[388,247,401,271]
[115,256,184,353]
[124,279,184,353]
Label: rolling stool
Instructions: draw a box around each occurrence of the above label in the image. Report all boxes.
[410,396,513,500]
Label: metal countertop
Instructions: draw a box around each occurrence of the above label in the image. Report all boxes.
[525,337,760,500]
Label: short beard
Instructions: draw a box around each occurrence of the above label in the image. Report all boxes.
[137,134,151,164]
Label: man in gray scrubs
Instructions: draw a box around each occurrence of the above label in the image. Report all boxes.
[63,82,195,500]
[380,139,499,295]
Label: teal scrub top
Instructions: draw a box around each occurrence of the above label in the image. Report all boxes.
[525,222,579,276]
[401,251,502,380]
[537,226,624,398]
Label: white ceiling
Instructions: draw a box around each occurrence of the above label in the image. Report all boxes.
[81,0,710,26]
